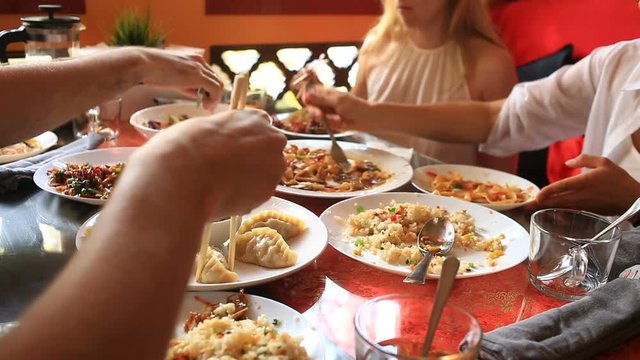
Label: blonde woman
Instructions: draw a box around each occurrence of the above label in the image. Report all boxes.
[361,0,519,171]
[297,0,518,172]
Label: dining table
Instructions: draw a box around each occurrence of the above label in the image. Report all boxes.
[1,121,639,359]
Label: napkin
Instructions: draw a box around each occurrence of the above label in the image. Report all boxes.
[479,228,640,360]
[0,133,104,193]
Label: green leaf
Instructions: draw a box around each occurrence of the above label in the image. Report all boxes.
[356,205,365,213]
[107,8,165,47]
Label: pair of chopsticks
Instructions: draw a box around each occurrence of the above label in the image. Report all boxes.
[194,73,250,281]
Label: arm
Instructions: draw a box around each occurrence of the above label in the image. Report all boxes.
[463,38,519,173]
[350,52,369,99]
[305,86,502,144]
[0,110,286,359]
[0,47,222,146]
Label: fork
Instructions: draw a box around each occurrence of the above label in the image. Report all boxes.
[196,88,206,109]
[318,115,351,172]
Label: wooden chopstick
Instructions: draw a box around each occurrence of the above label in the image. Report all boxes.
[227,73,249,271]
[194,73,250,280]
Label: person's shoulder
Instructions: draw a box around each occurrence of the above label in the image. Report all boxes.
[461,36,514,76]
[461,36,516,100]
[588,39,640,64]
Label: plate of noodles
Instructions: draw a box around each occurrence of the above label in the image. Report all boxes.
[320,192,529,279]
[33,147,135,205]
[277,139,412,199]
[0,131,58,164]
[167,291,323,359]
[411,164,540,211]
[272,110,355,139]
[76,196,329,291]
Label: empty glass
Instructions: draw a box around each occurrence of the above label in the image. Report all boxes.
[529,209,621,301]
[73,97,122,141]
[354,294,482,360]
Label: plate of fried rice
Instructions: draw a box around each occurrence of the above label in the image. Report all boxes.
[319,192,529,279]
[167,291,323,359]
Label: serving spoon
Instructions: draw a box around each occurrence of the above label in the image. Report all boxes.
[536,197,640,284]
[403,217,455,284]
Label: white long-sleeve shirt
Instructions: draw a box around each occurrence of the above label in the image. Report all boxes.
[481,39,640,179]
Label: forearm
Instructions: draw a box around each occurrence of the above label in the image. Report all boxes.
[363,100,501,144]
[0,47,146,145]
[0,151,211,359]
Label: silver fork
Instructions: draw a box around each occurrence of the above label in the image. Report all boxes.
[196,88,206,109]
[318,115,351,172]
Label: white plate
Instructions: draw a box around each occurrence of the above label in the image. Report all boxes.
[34,147,137,206]
[0,131,58,164]
[273,112,355,139]
[76,196,328,290]
[412,164,540,211]
[320,192,529,279]
[277,139,413,199]
[130,103,229,138]
[174,292,324,359]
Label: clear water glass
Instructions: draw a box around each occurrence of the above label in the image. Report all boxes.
[354,294,482,360]
[529,209,621,301]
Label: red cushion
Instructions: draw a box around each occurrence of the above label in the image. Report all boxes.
[491,0,640,66]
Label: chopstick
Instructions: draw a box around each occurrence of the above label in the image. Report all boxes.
[194,73,249,280]
[227,73,249,271]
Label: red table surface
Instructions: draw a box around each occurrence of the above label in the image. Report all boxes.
[109,124,640,359]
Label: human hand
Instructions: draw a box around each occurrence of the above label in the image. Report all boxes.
[303,86,371,132]
[128,109,286,219]
[290,67,321,98]
[128,47,223,109]
[525,155,640,215]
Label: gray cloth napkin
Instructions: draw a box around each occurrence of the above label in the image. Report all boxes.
[0,133,103,193]
[479,228,640,360]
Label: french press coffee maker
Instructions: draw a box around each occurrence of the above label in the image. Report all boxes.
[0,4,84,63]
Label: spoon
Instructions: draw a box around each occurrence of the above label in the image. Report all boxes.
[536,197,640,283]
[422,256,460,357]
[403,217,455,284]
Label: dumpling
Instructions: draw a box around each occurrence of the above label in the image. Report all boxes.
[238,210,306,240]
[197,247,238,283]
[235,227,297,268]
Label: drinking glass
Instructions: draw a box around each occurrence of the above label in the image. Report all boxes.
[91,97,122,141]
[73,97,122,141]
[529,209,621,301]
[354,294,482,360]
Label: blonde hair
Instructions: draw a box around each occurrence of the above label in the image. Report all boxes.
[362,0,504,54]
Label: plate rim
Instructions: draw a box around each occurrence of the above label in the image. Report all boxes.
[277,139,413,199]
[0,131,58,164]
[33,146,138,206]
[319,191,530,279]
[411,163,541,211]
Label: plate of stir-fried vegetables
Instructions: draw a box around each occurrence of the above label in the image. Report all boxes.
[34,147,135,205]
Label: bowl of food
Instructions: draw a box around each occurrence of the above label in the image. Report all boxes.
[129,103,229,138]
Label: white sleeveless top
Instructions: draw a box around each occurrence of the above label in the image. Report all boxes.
[365,40,477,165]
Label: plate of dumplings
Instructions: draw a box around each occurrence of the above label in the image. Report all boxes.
[75,196,329,291]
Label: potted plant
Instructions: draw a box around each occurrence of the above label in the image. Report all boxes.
[107,9,165,48]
